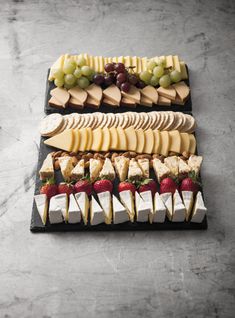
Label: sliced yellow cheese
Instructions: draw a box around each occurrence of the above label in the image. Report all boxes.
[44,129,74,152]
[107,57,112,63]
[77,128,88,151]
[166,55,173,68]
[85,84,102,103]
[94,56,99,72]
[153,130,161,154]
[49,55,65,81]
[189,134,196,154]
[109,127,119,150]
[118,56,124,63]
[180,133,190,153]
[140,95,152,107]
[136,129,145,153]
[169,130,181,154]
[73,129,81,152]
[159,131,170,157]
[125,126,137,152]
[121,85,140,103]
[104,57,109,66]
[100,127,111,152]
[89,55,94,69]
[103,84,121,105]
[141,86,158,104]
[157,86,176,101]
[143,129,154,154]
[172,81,190,101]
[180,61,188,80]
[131,56,137,73]
[98,56,104,73]
[141,57,147,71]
[117,127,127,151]
[91,127,103,152]
[86,127,93,151]
[137,57,142,73]
[173,55,181,73]
[124,56,131,67]
[157,96,171,106]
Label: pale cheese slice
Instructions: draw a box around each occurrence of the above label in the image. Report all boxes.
[121,85,141,103]
[143,129,154,154]
[103,84,121,105]
[71,159,85,180]
[180,133,190,153]
[99,158,115,180]
[153,158,171,183]
[90,196,105,225]
[157,86,176,101]
[68,194,81,224]
[159,131,170,156]
[141,86,158,104]
[119,190,135,222]
[85,84,102,103]
[100,127,110,152]
[173,55,181,73]
[90,127,103,152]
[49,55,65,81]
[172,81,190,101]
[78,128,88,152]
[68,86,87,104]
[153,130,161,154]
[121,97,136,108]
[72,129,81,153]
[188,134,196,154]
[114,156,129,181]
[44,129,74,152]
[140,95,152,107]
[58,156,74,182]
[191,191,207,223]
[39,153,54,180]
[49,96,64,108]
[172,190,186,222]
[34,194,48,225]
[125,126,137,152]
[135,191,150,222]
[128,159,143,180]
[160,192,173,220]
[153,192,166,223]
[85,96,100,108]
[182,191,194,221]
[98,191,112,224]
[180,62,188,80]
[50,87,70,106]
[109,127,119,150]
[116,127,127,151]
[112,195,129,224]
[169,130,181,154]
[74,192,89,225]
[103,97,119,107]
[136,129,145,153]
[166,55,173,68]
[86,127,93,151]
[157,96,171,106]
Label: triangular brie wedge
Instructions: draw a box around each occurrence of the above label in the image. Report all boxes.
[68,194,81,224]
[160,192,173,220]
[191,191,207,223]
[90,196,105,226]
[49,194,68,224]
[172,190,186,222]
[74,192,89,225]
[34,194,48,225]
[112,195,129,224]
[119,190,135,222]
[153,192,166,223]
[99,158,115,180]
[114,156,129,181]
[136,191,151,222]
[182,191,194,221]
[97,191,112,224]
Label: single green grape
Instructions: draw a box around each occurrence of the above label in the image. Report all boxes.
[52,68,64,80]
[64,74,76,85]
[147,60,156,71]
[74,67,82,79]
[54,78,64,87]
[153,65,164,78]
[159,74,171,88]
[150,75,159,87]
[77,56,86,67]
[64,83,75,89]
[139,71,152,83]
[63,61,76,74]
[87,69,95,81]
[81,65,93,76]
[170,70,181,83]
[77,76,90,88]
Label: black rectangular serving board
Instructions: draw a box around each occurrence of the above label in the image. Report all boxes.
[44,66,192,115]
[30,137,207,233]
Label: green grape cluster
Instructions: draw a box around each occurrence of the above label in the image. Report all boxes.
[52,56,95,89]
[139,57,182,88]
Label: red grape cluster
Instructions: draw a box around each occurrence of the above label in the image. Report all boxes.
[93,63,146,92]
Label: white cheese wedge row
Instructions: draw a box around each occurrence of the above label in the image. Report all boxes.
[44,126,196,156]
[49,54,188,81]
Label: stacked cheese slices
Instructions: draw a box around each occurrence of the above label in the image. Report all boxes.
[34,189,207,226]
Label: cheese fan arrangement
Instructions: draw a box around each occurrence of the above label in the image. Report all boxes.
[31,53,207,232]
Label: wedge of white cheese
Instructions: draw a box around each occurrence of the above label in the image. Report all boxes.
[140,190,153,222]
[160,192,173,220]
[90,196,105,225]
[191,191,207,223]
[119,190,135,222]
[74,192,89,225]
[172,190,186,222]
[182,191,194,221]
[34,194,48,225]
[135,191,150,222]
[49,194,68,224]
[68,194,81,224]
[98,191,112,224]
[112,195,129,224]
[153,192,166,223]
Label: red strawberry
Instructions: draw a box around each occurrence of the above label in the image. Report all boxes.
[74,180,92,196]
[139,179,157,196]
[58,183,74,196]
[160,177,179,194]
[93,179,113,194]
[40,179,58,199]
[118,181,136,195]
[180,177,200,195]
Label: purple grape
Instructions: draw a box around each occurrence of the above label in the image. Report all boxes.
[121,82,131,92]
[114,63,125,74]
[93,74,105,85]
[116,81,122,88]
[136,80,146,89]
[104,63,115,73]
[129,74,138,85]
[104,75,114,86]
[117,72,127,83]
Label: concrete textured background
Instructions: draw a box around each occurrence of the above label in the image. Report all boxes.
[0,0,235,317]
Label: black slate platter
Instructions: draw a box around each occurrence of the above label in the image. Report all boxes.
[44,66,192,115]
[30,137,207,233]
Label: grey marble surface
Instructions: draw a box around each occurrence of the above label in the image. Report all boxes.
[0,0,235,317]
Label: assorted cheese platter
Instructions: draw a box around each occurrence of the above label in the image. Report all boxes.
[31,53,207,232]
